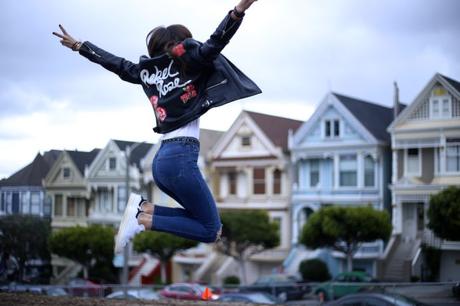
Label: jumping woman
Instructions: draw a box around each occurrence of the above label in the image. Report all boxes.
[53,0,261,253]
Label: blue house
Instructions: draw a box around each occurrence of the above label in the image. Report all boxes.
[0,150,60,217]
[284,92,401,277]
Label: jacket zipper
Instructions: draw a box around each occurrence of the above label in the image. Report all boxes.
[85,44,102,58]
[206,79,228,91]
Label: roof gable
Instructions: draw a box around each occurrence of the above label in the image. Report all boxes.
[67,149,100,176]
[334,93,400,142]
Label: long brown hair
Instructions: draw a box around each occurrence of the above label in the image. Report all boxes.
[146,25,192,74]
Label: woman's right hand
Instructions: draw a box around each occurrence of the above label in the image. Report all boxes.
[235,0,258,13]
[52,25,82,51]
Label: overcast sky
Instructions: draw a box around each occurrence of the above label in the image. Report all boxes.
[1,0,459,178]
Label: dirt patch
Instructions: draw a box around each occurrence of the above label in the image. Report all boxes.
[0,292,260,306]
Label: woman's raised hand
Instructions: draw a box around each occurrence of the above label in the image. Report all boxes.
[235,0,258,13]
[52,25,82,51]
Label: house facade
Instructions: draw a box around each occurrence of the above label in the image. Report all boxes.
[205,111,302,284]
[286,92,397,277]
[86,140,152,227]
[386,73,460,282]
[0,150,60,217]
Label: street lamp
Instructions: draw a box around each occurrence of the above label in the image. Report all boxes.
[122,141,144,296]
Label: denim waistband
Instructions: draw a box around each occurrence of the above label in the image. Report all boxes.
[161,137,199,145]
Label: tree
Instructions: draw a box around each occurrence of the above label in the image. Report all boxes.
[427,186,460,241]
[49,225,115,280]
[133,231,198,284]
[0,215,51,282]
[300,206,391,272]
[216,210,279,284]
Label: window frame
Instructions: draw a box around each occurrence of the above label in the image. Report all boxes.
[404,148,421,177]
[339,154,358,187]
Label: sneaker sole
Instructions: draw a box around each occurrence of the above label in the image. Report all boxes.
[114,193,141,254]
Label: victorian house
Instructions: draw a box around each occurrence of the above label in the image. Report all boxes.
[86,139,152,227]
[286,92,400,277]
[43,149,99,283]
[202,111,302,284]
[0,150,60,217]
[385,73,460,282]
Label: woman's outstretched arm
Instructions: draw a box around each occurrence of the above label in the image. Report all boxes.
[193,0,259,63]
[53,25,141,84]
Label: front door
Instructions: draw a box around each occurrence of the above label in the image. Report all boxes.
[402,202,425,241]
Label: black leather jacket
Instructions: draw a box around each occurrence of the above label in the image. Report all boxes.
[78,11,262,134]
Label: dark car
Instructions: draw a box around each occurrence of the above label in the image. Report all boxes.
[325,292,429,306]
[313,271,377,301]
[453,282,460,300]
[239,274,310,302]
[218,292,278,304]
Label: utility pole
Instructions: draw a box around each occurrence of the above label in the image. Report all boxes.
[122,142,143,297]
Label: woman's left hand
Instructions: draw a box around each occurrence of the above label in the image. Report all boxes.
[52,24,82,51]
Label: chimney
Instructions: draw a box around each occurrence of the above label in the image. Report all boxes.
[393,81,400,119]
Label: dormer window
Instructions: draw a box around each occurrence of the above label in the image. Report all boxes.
[63,167,71,179]
[325,119,340,138]
[241,136,251,147]
[430,87,451,119]
[109,157,116,170]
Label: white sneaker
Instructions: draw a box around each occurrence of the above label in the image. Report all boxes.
[114,193,145,254]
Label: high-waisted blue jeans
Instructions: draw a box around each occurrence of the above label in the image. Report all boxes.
[151,137,221,243]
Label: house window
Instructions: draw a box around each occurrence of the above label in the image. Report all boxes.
[310,159,320,187]
[364,156,375,187]
[109,157,117,170]
[1,193,5,212]
[228,172,237,195]
[430,96,451,119]
[446,138,460,172]
[67,198,76,217]
[117,186,126,212]
[253,168,266,194]
[241,136,251,147]
[30,192,40,215]
[325,119,340,138]
[339,154,357,187]
[54,194,63,216]
[63,167,71,179]
[21,192,30,214]
[406,148,420,175]
[273,169,282,194]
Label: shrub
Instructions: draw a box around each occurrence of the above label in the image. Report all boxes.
[223,275,241,285]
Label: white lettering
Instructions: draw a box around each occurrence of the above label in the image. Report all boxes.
[140,60,191,97]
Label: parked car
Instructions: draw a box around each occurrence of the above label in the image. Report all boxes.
[313,271,377,301]
[239,274,310,301]
[453,282,460,300]
[106,289,160,301]
[45,287,68,296]
[217,292,278,304]
[324,292,429,306]
[160,283,218,301]
[67,278,105,297]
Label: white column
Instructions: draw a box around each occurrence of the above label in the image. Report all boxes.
[357,152,364,188]
[392,149,398,184]
[334,154,339,189]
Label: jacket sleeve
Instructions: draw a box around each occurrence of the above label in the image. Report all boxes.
[78,41,141,84]
[185,11,243,65]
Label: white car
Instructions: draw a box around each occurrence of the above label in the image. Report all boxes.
[106,288,160,300]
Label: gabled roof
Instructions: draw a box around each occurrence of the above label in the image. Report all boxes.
[0,150,60,187]
[333,93,405,142]
[246,111,303,151]
[113,140,153,169]
[439,74,460,94]
[67,149,100,176]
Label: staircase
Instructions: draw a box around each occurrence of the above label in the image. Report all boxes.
[379,235,420,282]
[128,254,159,286]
